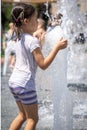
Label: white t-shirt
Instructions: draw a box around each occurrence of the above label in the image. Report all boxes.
[9,33,40,89]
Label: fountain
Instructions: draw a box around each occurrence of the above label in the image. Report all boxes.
[36,0,87,130]
[57,0,87,85]
[45,26,73,130]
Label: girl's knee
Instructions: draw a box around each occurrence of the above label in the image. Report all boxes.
[27,116,39,126]
[18,112,26,122]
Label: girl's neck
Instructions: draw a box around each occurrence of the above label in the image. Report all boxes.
[21,25,33,35]
[22,26,33,35]
[23,30,33,35]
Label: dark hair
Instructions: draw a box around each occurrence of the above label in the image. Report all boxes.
[36,4,50,31]
[11,3,35,27]
[37,4,46,16]
[37,3,52,18]
[38,13,49,30]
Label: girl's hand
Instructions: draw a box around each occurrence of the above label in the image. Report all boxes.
[33,38,68,70]
[57,37,68,50]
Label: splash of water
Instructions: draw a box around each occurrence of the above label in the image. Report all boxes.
[57,0,86,38]
[36,25,73,130]
[57,0,87,84]
[45,25,73,130]
[36,0,87,130]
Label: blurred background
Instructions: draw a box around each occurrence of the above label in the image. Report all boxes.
[1,0,87,61]
[1,0,87,130]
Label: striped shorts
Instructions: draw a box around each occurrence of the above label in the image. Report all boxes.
[9,80,38,105]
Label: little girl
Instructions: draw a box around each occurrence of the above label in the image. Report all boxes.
[8,3,67,130]
[33,13,49,46]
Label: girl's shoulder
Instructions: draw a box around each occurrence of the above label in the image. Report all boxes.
[22,33,40,46]
[23,33,38,41]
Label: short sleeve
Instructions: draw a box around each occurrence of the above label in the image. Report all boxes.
[30,37,40,53]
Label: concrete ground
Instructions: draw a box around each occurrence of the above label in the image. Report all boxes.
[1,66,87,130]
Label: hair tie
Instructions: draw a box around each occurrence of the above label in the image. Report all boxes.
[16,19,18,23]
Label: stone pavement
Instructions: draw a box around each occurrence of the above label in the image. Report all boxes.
[1,68,52,130]
[1,66,87,130]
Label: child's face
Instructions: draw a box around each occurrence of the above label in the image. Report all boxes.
[28,12,38,34]
[37,19,44,29]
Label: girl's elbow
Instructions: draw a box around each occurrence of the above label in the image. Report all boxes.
[39,65,48,70]
[37,61,49,70]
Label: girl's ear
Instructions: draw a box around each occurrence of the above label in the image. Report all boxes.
[23,18,28,24]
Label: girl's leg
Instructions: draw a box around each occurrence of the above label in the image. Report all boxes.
[9,101,26,130]
[22,103,38,130]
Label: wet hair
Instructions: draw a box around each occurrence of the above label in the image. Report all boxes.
[37,4,46,16]
[36,4,50,31]
[38,13,49,30]
[11,3,35,27]
[37,3,52,17]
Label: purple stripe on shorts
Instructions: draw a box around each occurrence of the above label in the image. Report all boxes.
[9,86,38,105]
[19,90,36,95]
[22,98,38,105]
[21,95,37,101]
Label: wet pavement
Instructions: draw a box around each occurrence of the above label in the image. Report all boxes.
[1,67,53,130]
[1,66,87,130]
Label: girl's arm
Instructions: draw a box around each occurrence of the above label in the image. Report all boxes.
[33,29,46,48]
[32,38,67,70]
